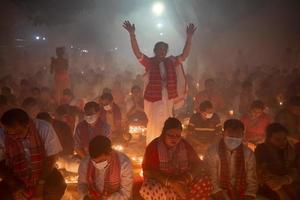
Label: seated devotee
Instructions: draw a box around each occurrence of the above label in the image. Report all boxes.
[22,97,41,119]
[238,81,255,116]
[56,104,81,135]
[78,135,133,200]
[275,96,300,143]
[255,123,300,200]
[0,108,66,199]
[140,117,213,200]
[74,101,111,158]
[37,112,74,156]
[187,100,222,151]
[99,93,122,141]
[241,100,272,145]
[194,78,224,112]
[1,86,17,106]
[205,119,258,200]
[125,85,148,127]
[61,88,85,110]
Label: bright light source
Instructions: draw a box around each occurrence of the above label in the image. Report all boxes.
[81,49,88,53]
[159,32,164,36]
[42,37,46,41]
[114,47,118,50]
[152,2,164,16]
[157,23,163,28]
[35,36,40,40]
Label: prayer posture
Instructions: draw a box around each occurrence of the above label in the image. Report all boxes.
[140,117,212,200]
[74,102,111,158]
[187,100,222,151]
[78,135,133,200]
[205,119,257,200]
[0,108,66,200]
[255,123,300,200]
[99,93,122,141]
[123,20,196,144]
[241,100,272,145]
[194,79,224,112]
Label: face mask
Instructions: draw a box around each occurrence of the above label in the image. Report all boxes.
[92,160,108,170]
[84,114,98,124]
[104,105,112,111]
[205,113,214,119]
[224,136,242,150]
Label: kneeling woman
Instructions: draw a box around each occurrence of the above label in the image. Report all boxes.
[140,117,212,200]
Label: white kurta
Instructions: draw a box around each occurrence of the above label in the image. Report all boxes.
[144,62,174,144]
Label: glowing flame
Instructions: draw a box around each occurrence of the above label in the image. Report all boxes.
[229,110,234,116]
[129,126,147,134]
[113,145,124,152]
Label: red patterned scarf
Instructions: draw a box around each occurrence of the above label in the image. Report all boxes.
[218,139,246,199]
[5,120,45,194]
[157,137,189,174]
[87,150,121,199]
[144,57,178,102]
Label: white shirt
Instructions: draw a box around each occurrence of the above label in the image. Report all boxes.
[78,151,133,200]
[159,61,167,88]
[205,142,258,198]
[0,119,63,162]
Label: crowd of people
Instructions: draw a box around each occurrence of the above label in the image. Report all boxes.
[0,22,300,200]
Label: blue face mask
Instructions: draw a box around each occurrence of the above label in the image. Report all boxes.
[224,136,242,150]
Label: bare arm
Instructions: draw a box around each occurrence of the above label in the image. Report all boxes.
[123,20,143,59]
[178,23,197,62]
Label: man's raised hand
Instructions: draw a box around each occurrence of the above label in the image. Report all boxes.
[123,20,135,34]
[186,23,197,37]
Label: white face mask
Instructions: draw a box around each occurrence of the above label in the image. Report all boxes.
[92,160,108,170]
[224,136,242,150]
[205,113,214,119]
[104,105,112,111]
[85,114,98,124]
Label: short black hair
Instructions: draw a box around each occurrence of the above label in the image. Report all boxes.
[101,92,113,101]
[288,96,300,107]
[89,135,112,159]
[162,117,182,135]
[84,101,100,113]
[22,97,38,108]
[251,100,265,110]
[266,123,288,139]
[199,101,213,112]
[63,88,73,97]
[153,41,168,53]
[36,112,52,123]
[223,119,245,131]
[0,95,8,106]
[1,108,30,126]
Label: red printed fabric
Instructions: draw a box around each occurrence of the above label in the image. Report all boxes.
[5,120,45,197]
[139,55,181,102]
[87,151,121,199]
[218,139,246,199]
[142,137,200,174]
[241,113,272,142]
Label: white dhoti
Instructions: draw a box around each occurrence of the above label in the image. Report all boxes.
[144,88,173,144]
